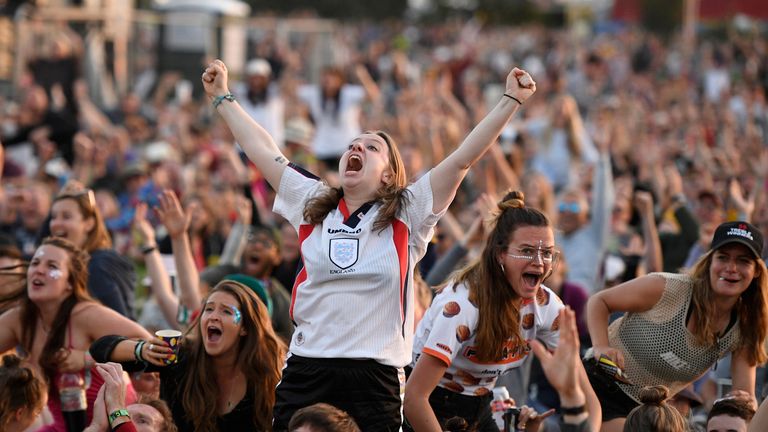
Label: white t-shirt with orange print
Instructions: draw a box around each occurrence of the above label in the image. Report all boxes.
[411,282,563,396]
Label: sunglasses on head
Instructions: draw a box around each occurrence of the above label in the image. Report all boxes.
[57,189,97,211]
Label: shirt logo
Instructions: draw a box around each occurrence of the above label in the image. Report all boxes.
[329,238,359,269]
[660,351,689,370]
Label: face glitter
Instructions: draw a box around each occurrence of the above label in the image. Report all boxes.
[230,305,242,325]
[34,249,45,259]
[49,269,63,280]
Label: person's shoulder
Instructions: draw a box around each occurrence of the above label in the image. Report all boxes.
[434,282,476,312]
[0,304,22,322]
[70,301,118,325]
[88,248,135,271]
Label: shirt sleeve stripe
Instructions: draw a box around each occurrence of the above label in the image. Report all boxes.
[422,347,451,367]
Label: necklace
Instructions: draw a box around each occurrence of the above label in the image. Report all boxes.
[222,372,242,410]
[38,316,51,333]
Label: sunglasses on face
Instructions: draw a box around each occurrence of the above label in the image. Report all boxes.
[247,233,276,248]
[558,202,581,213]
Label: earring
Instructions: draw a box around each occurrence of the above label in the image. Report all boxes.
[500,262,505,273]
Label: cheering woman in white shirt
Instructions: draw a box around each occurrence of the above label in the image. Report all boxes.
[202,59,536,431]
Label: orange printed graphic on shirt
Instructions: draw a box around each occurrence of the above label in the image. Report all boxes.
[462,339,531,365]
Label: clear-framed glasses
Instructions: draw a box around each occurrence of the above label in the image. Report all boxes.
[506,247,560,264]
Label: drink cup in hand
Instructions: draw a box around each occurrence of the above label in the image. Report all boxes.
[155,329,182,365]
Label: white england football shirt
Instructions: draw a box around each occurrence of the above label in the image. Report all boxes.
[412,282,563,396]
[274,165,445,367]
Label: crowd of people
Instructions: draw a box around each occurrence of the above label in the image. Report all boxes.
[1,10,768,432]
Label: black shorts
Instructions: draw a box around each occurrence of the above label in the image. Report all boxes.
[273,355,403,432]
[583,357,639,422]
[402,385,496,432]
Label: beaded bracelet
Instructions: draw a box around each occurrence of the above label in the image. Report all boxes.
[212,93,236,108]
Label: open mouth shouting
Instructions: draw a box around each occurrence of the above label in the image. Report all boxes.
[345,154,363,175]
[206,325,223,344]
[522,271,544,293]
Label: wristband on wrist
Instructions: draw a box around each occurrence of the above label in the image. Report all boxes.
[134,340,147,363]
[84,350,95,369]
[503,93,523,105]
[560,404,586,415]
[141,245,157,255]
[212,93,236,108]
[108,409,130,427]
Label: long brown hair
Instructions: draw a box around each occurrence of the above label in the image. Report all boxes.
[453,191,550,362]
[1,237,94,385]
[179,281,286,432]
[303,131,410,232]
[688,249,768,365]
[53,180,112,252]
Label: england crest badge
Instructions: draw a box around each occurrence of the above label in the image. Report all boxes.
[329,238,359,269]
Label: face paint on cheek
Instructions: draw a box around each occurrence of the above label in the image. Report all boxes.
[230,305,242,325]
[49,269,63,280]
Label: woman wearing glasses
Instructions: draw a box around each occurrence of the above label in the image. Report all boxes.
[403,191,601,432]
[49,180,137,319]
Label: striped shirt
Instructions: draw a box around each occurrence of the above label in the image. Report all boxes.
[274,165,444,367]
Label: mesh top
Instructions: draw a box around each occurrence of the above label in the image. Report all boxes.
[608,273,740,402]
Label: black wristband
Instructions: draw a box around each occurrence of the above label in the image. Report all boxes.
[560,405,586,415]
[503,93,523,105]
[141,245,157,255]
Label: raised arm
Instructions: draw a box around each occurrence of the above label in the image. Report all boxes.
[532,308,599,432]
[202,59,288,189]
[430,68,536,213]
[634,191,662,273]
[156,190,201,316]
[132,202,179,328]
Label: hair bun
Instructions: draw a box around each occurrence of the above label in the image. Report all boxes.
[638,385,670,406]
[2,354,21,369]
[498,190,526,211]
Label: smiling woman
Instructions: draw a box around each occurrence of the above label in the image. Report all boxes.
[89,280,286,432]
[403,191,601,432]
[585,221,768,432]
[49,180,137,319]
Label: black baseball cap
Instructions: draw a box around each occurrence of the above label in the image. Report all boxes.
[710,221,764,258]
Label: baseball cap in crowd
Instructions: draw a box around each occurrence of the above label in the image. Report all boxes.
[710,221,763,258]
[245,58,271,77]
[223,273,273,317]
[284,117,314,148]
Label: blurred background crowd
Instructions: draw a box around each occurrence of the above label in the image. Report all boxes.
[1,0,768,431]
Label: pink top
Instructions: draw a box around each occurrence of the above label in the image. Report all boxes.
[35,322,138,431]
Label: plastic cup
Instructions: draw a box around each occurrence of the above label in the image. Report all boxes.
[155,329,182,365]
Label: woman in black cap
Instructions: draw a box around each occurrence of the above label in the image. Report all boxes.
[585,220,767,432]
